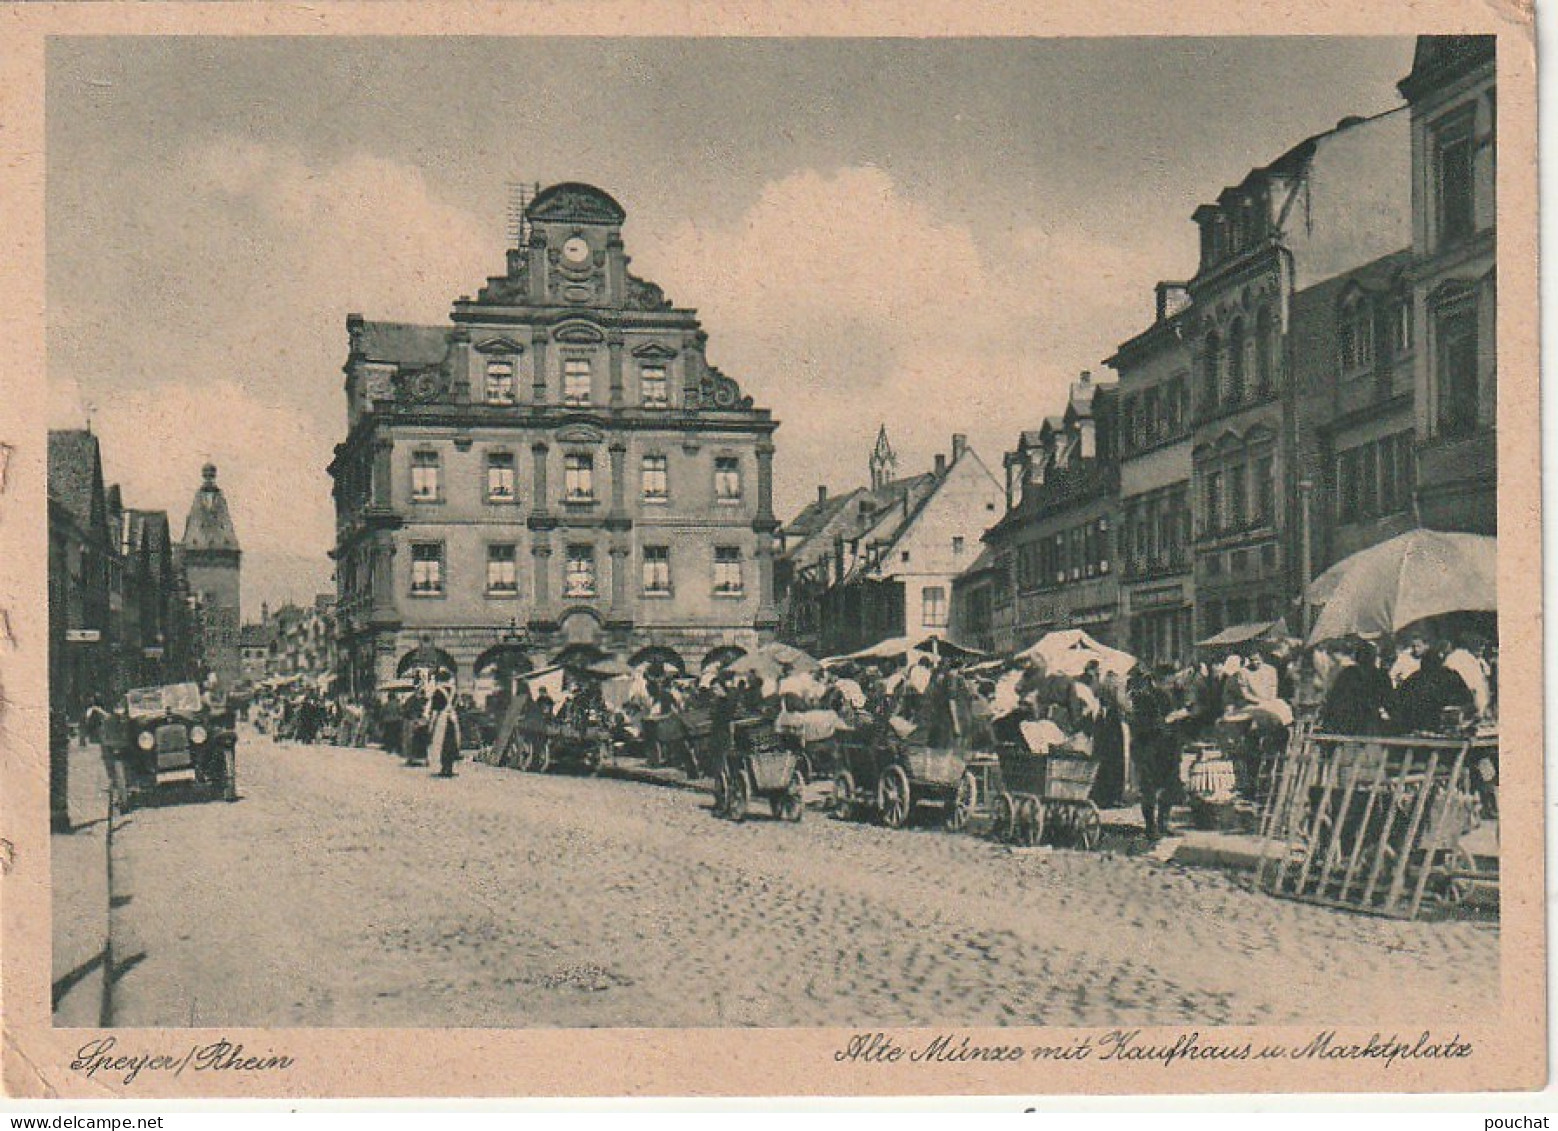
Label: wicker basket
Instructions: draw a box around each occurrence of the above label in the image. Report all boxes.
[747,747,798,793]
[996,744,1048,797]
[1045,752,1098,802]
[902,746,967,787]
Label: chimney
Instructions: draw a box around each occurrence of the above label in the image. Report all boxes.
[951,433,968,461]
[817,484,827,504]
[934,453,947,476]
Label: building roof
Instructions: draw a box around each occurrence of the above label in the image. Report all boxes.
[349,318,450,367]
[47,429,105,536]
[181,464,241,553]
[1398,35,1495,103]
[781,490,858,544]
[526,182,627,225]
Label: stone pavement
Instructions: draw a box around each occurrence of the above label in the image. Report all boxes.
[74,730,1498,1029]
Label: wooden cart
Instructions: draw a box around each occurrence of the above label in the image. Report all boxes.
[829,728,977,831]
[992,743,1102,849]
[713,720,805,823]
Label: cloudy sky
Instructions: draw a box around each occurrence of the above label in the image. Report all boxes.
[47,36,1414,614]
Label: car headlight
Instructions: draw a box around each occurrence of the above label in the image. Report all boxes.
[190,725,208,745]
[136,731,155,751]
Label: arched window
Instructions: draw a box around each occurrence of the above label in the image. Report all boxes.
[1227,318,1246,404]
[1201,331,1222,414]
[1255,306,1275,393]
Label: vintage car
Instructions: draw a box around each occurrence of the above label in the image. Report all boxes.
[106,682,237,808]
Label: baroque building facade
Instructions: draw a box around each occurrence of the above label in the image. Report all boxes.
[329,183,780,694]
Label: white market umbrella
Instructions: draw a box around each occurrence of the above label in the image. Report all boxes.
[1306,529,1497,645]
[1018,629,1137,680]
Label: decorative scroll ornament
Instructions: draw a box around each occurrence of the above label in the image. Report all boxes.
[695,367,754,411]
[397,366,450,404]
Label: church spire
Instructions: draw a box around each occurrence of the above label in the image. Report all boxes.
[869,424,898,491]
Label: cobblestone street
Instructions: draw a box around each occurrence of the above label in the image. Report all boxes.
[53,731,1498,1029]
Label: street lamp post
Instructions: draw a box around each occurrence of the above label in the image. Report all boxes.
[1298,478,1314,642]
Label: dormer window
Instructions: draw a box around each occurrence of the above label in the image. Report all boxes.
[640,365,669,409]
[563,358,592,407]
[485,359,516,405]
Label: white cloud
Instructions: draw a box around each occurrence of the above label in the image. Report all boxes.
[632,166,1184,516]
[52,139,497,607]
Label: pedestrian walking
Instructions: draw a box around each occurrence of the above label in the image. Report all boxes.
[428,673,461,777]
[1130,666,1179,841]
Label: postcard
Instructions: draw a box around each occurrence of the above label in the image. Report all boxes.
[0,0,1541,1099]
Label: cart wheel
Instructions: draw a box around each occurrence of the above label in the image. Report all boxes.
[783,768,806,823]
[830,771,856,821]
[729,769,751,823]
[711,771,730,818]
[991,792,1016,843]
[1076,802,1102,851]
[945,770,976,832]
[515,737,536,772]
[878,765,912,829]
[1016,796,1045,847]
[223,745,238,803]
[533,738,552,774]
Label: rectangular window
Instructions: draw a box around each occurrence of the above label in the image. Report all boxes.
[714,456,742,502]
[1379,436,1399,514]
[1337,449,1359,522]
[485,360,516,405]
[563,358,592,407]
[1206,471,1223,534]
[410,542,443,595]
[486,451,517,502]
[1359,442,1379,517]
[565,544,597,598]
[952,535,965,557]
[486,544,518,595]
[713,546,743,595]
[640,454,669,502]
[1436,303,1480,438]
[1261,543,1278,573]
[564,453,595,502]
[1229,465,1247,529]
[1437,131,1476,247]
[411,450,441,502]
[640,365,668,409]
[642,545,671,594]
[922,586,948,628]
[1255,457,1275,525]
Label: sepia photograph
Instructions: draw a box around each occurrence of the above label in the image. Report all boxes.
[5,6,1540,1100]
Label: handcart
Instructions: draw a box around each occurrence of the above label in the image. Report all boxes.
[713,719,805,823]
[992,743,1102,849]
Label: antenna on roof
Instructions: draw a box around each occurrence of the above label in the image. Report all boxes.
[506,181,538,248]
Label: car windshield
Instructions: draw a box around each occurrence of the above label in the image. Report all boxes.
[124,683,202,718]
[162,683,203,715]
[124,688,166,718]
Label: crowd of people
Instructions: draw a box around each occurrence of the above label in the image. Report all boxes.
[229,625,1498,842]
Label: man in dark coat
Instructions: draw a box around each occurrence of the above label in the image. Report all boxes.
[1394,644,1475,733]
[1320,642,1393,735]
[1130,666,1179,840]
